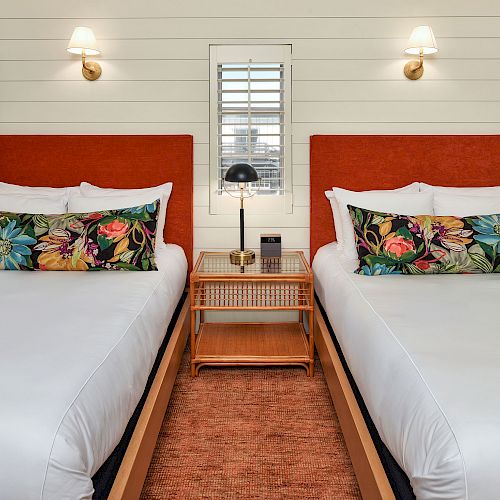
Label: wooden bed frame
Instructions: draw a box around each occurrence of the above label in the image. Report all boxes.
[109,297,190,499]
[0,135,193,499]
[310,134,500,500]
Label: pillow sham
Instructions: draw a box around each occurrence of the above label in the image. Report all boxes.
[420,183,500,196]
[433,193,500,217]
[332,189,433,259]
[324,182,420,252]
[348,205,500,275]
[77,182,172,246]
[0,200,159,271]
[0,193,67,214]
[0,181,78,200]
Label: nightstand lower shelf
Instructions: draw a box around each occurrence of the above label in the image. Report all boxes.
[192,322,311,376]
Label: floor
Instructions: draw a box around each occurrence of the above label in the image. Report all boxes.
[141,351,361,499]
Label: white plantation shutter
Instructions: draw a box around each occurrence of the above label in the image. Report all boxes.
[217,62,285,195]
[210,45,292,214]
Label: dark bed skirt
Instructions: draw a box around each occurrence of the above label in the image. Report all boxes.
[315,296,416,500]
[91,292,187,499]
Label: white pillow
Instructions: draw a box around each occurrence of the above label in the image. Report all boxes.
[325,182,420,251]
[332,188,434,259]
[0,193,67,213]
[68,194,164,249]
[0,181,79,200]
[420,183,500,195]
[78,182,172,246]
[434,193,500,216]
[324,193,344,245]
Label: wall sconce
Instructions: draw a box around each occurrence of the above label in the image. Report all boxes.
[67,27,102,81]
[404,26,438,80]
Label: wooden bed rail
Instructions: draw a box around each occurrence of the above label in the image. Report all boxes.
[314,301,394,500]
[109,297,190,500]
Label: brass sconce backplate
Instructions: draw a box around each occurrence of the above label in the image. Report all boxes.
[82,61,102,81]
[404,60,424,80]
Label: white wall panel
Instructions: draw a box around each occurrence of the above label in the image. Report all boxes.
[292,123,500,144]
[0,122,209,136]
[194,206,309,228]
[1,17,498,40]
[293,101,500,123]
[0,101,208,122]
[0,81,208,102]
[3,38,500,62]
[1,3,499,265]
[0,60,208,81]
[293,59,500,81]
[293,81,500,102]
[3,1,500,18]
[292,38,500,60]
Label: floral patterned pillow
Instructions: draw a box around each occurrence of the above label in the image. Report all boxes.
[348,204,500,275]
[0,200,159,271]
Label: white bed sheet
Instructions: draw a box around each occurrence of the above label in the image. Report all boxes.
[0,244,187,500]
[313,243,500,500]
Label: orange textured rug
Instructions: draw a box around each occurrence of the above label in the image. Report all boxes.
[141,352,361,499]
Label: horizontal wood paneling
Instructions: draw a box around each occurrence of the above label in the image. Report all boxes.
[292,38,500,60]
[0,122,209,136]
[3,1,500,18]
[1,121,498,142]
[1,17,499,39]
[0,101,208,122]
[195,226,308,249]
[4,100,496,124]
[293,80,500,102]
[293,101,500,123]
[0,81,208,101]
[291,122,500,143]
[3,58,499,82]
[0,60,207,81]
[194,206,309,228]
[1,3,500,261]
[2,38,500,61]
[293,59,500,81]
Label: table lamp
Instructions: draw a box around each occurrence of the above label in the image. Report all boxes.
[224,163,259,265]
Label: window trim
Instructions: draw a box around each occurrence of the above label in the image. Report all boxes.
[209,44,293,215]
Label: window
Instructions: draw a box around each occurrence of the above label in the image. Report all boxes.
[210,45,292,214]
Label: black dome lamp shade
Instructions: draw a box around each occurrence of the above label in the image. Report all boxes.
[224,162,259,183]
[224,163,259,266]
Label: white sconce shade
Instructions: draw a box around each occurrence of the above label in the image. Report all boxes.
[405,26,438,55]
[67,27,100,56]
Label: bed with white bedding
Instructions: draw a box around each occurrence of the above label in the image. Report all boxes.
[0,244,187,499]
[313,242,500,500]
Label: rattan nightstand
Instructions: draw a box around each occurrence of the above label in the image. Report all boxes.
[189,251,314,377]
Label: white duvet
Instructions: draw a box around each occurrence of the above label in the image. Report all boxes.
[0,244,187,500]
[313,243,500,500]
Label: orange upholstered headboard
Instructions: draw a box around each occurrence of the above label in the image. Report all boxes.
[0,135,193,270]
[310,135,500,262]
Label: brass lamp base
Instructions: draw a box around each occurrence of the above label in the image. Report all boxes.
[229,249,255,266]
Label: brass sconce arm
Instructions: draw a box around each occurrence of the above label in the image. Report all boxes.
[81,51,102,81]
[404,48,425,80]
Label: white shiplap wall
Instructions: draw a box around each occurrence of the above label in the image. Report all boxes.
[2,1,500,264]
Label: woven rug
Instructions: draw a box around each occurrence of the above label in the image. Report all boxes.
[141,351,361,499]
